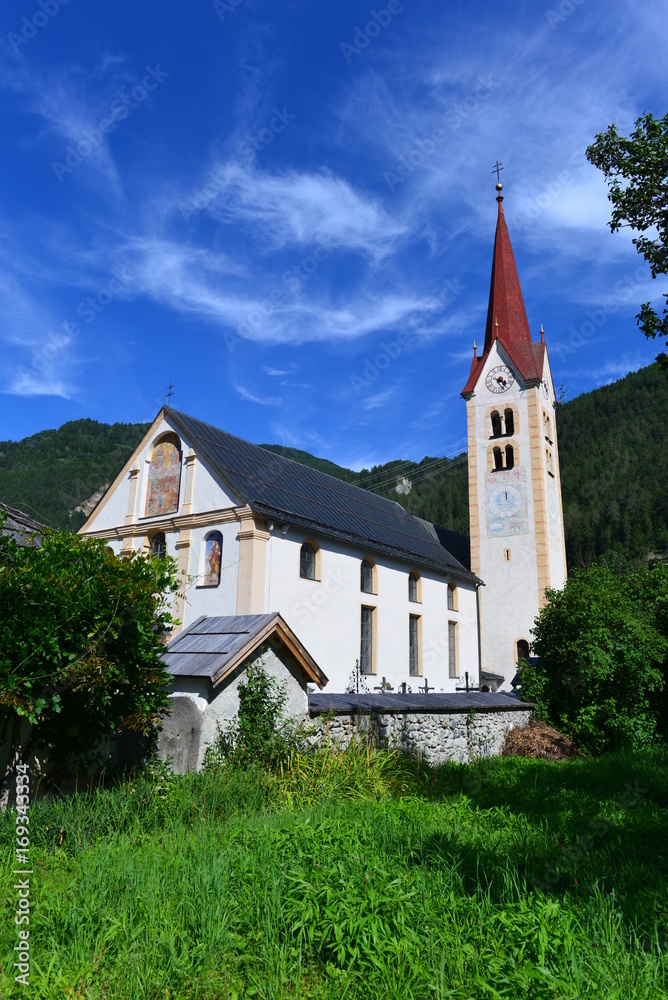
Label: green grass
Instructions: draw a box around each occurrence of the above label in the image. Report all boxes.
[1,746,667,999]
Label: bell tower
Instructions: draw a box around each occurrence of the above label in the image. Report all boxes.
[461,178,567,688]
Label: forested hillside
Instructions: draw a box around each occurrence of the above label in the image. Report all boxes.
[0,419,150,532]
[557,363,668,568]
[1,363,666,567]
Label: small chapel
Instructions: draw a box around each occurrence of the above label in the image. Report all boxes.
[79,182,566,696]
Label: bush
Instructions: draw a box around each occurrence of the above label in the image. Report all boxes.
[0,514,179,789]
[202,659,307,772]
[522,563,668,754]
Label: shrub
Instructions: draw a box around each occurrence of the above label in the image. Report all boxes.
[0,514,179,790]
[522,563,668,753]
[202,659,307,771]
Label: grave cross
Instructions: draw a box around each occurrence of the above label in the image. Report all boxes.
[373,676,391,693]
[456,671,476,693]
[418,678,434,694]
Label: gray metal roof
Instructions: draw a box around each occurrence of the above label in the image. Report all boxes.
[162,613,326,687]
[0,501,45,548]
[165,408,478,582]
[415,518,471,571]
[309,692,533,714]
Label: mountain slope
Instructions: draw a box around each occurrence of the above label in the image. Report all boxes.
[1,363,666,568]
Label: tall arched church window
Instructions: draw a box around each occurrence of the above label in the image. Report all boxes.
[300,542,316,580]
[505,444,515,470]
[504,408,515,436]
[145,438,181,517]
[491,410,502,437]
[202,531,223,587]
[360,559,374,594]
[447,582,457,611]
[149,531,167,559]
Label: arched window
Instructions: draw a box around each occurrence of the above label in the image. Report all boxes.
[493,446,503,471]
[300,542,316,580]
[490,410,503,437]
[505,444,515,470]
[408,571,420,603]
[145,437,181,517]
[202,531,223,587]
[360,559,375,594]
[447,582,457,611]
[517,639,530,662]
[504,408,515,436]
[149,531,166,559]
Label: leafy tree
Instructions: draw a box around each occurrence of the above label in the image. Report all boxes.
[586,112,668,367]
[521,564,668,754]
[0,516,179,790]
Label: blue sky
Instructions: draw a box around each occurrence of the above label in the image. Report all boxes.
[0,0,665,469]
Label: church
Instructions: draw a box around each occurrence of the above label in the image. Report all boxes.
[79,183,566,694]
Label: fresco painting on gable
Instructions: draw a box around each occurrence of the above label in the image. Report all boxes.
[145,441,181,517]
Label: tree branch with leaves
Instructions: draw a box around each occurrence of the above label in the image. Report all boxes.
[586,112,668,368]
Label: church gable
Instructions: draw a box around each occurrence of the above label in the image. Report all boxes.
[80,410,243,536]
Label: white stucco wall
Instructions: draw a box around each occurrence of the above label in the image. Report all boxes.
[262,530,479,693]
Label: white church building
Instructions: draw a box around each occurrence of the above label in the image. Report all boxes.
[79,185,566,694]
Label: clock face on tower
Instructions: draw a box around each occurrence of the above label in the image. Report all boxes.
[489,483,522,519]
[486,365,514,393]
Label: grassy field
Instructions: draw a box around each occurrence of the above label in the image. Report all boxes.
[1,746,667,999]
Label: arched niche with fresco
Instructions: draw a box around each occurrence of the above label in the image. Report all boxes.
[145,435,182,517]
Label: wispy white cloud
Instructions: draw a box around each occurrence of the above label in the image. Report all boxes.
[184,162,406,259]
[234,383,281,406]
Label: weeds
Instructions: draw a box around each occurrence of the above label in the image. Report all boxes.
[0,747,666,998]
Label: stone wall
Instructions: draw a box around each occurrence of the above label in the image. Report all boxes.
[309,702,532,765]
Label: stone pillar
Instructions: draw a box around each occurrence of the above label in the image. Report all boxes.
[172,530,192,633]
[236,515,270,614]
[181,450,197,517]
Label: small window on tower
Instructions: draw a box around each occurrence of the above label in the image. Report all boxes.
[504,548,511,562]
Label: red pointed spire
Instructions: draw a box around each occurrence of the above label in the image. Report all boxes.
[483,192,532,353]
[461,183,545,397]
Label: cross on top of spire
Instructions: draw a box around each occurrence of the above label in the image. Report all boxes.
[491,160,504,184]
